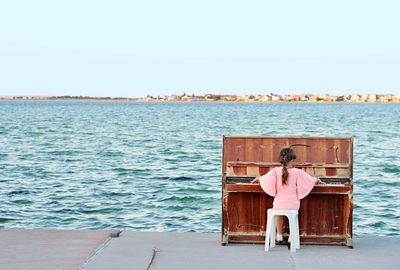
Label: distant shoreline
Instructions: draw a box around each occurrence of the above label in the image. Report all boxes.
[0,98,399,103]
[1,93,399,103]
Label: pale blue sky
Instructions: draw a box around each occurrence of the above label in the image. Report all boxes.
[1,0,399,97]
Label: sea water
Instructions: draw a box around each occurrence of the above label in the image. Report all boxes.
[0,101,399,235]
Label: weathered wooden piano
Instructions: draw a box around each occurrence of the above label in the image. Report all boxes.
[221,136,353,247]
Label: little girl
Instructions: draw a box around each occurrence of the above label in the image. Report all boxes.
[251,147,324,242]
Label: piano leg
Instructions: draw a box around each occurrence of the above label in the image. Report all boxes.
[346,237,353,248]
[221,234,229,246]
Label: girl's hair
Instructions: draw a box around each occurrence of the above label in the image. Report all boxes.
[279,147,296,185]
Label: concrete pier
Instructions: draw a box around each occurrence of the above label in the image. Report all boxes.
[0,229,117,270]
[1,230,399,270]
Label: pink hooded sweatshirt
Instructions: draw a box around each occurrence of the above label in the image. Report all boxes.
[259,167,317,210]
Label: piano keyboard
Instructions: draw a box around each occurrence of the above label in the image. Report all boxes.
[226,177,349,186]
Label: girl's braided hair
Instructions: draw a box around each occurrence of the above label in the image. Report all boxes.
[279,147,296,185]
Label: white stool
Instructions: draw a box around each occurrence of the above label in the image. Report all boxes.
[265,209,300,253]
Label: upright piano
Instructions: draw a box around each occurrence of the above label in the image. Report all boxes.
[221,136,353,247]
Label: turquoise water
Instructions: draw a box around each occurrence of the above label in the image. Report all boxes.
[0,101,399,235]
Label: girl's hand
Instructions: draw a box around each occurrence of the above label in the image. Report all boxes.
[315,178,326,185]
[251,176,260,184]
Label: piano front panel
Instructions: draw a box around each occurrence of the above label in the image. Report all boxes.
[223,137,352,168]
[224,192,348,233]
[224,192,272,234]
[300,194,347,235]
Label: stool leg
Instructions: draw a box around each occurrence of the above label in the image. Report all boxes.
[270,215,276,248]
[265,213,272,251]
[288,215,292,244]
[295,214,300,249]
[288,215,297,253]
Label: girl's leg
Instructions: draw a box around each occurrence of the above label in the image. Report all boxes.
[276,216,283,241]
